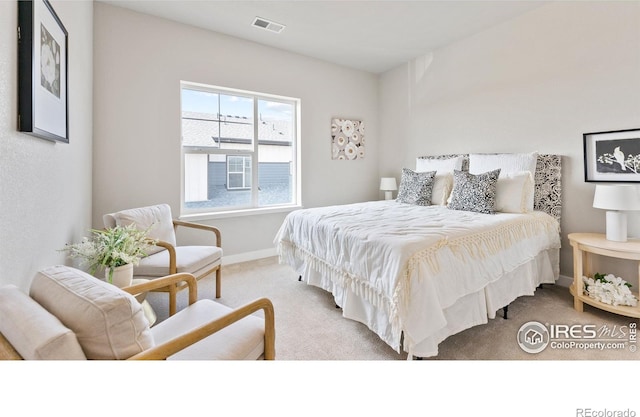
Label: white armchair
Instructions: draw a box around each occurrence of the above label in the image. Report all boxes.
[0,266,275,360]
[103,203,222,315]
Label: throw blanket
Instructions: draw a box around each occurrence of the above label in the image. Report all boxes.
[274,200,561,352]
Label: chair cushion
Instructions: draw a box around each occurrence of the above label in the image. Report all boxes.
[29,266,154,360]
[150,299,264,360]
[134,246,222,277]
[112,204,177,255]
[0,285,86,360]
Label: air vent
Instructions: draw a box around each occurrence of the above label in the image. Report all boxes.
[252,17,285,34]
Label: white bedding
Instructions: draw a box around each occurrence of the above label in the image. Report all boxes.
[274,200,561,357]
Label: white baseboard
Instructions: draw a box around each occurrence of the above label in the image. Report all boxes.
[222,248,277,265]
[556,274,572,288]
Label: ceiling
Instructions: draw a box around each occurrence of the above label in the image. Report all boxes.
[99,1,547,74]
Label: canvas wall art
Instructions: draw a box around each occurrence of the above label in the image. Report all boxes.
[331,118,364,160]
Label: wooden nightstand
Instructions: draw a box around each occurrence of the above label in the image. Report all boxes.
[568,232,640,319]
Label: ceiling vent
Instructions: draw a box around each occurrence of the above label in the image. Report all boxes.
[252,17,285,34]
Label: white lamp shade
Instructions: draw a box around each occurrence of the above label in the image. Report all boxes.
[593,184,640,242]
[593,185,640,211]
[380,177,397,191]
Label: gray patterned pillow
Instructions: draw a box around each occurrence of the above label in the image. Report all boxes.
[396,168,436,206]
[448,169,501,214]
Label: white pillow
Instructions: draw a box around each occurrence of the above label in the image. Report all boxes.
[469,152,538,175]
[416,156,464,173]
[29,265,154,360]
[496,171,534,213]
[0,285,86,360]
[469,152,538,210]
[431,173,453,205]
[114,204,176,255]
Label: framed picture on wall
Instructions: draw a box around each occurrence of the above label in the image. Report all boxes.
[331,117,365,160]
[17,0,69,143]
[584,128,640,182]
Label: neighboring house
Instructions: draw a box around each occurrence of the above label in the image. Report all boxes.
[181,110,294,208]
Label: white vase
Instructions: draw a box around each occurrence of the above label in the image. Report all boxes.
[105,263,133,288]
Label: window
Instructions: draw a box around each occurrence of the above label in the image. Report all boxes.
[227,155,251,190]
[180,82,300,215]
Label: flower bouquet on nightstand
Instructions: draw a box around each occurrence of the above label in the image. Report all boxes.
[61,224,157,288]
[582,273,638,307]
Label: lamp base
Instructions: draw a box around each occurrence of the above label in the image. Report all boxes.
[384,191,393,200]
[606,210,628,242]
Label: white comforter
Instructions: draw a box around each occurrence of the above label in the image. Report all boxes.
[274,200,561,355]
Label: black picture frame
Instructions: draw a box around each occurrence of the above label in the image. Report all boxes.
[17,0,69,143]
[584,128,640,182]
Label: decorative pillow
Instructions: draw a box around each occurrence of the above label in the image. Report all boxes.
[496,171,534,213]
[0,285,86,360]
[396,169,436,206]
[468,152,538,210]
[448,169,501,214]
[113,204,176,255]
[416,156,464,173]
[431,173,453,205]
[29,265,154,360]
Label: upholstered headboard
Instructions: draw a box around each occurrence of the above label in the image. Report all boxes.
[416,154,562,224]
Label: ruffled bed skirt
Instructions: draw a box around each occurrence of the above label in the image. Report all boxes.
[278,241,558,358]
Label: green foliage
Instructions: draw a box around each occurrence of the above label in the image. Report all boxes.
[593,272,632,288]
[61,224,157,282]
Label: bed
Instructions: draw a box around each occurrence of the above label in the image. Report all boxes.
[274,153,562,358]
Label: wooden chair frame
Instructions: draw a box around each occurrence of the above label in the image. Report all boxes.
[0,273,275,360]
[149,219,222,316]
[0,332,20,360]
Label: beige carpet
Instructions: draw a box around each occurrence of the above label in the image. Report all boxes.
[145,256,639,360]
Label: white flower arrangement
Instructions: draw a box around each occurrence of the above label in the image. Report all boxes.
[61,224,157,283]
[582,273,638,307]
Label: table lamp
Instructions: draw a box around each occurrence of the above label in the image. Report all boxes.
[380,177,397,200]
[592,184,640,242]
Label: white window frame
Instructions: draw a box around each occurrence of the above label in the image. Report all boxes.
[180,81,301,219]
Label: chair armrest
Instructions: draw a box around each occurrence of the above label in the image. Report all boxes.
[0,332,22,360]
[127,297,275,360]
[122,273,198,306]
[147,239,177,274]
[172,219,222,248]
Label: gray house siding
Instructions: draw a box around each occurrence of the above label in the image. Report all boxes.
[208,161,290,189]
[194,161,291,207]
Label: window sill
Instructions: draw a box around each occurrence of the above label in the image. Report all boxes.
[179,204,302,221]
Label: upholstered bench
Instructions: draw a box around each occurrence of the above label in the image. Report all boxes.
[0,266,274,360]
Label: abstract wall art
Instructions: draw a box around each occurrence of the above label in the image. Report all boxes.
[331,118,364,160]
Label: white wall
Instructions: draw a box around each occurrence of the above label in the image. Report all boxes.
[1,1,635,290]
[93,3,379,258]
[0,0,93,290]
[378,1,640,282]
